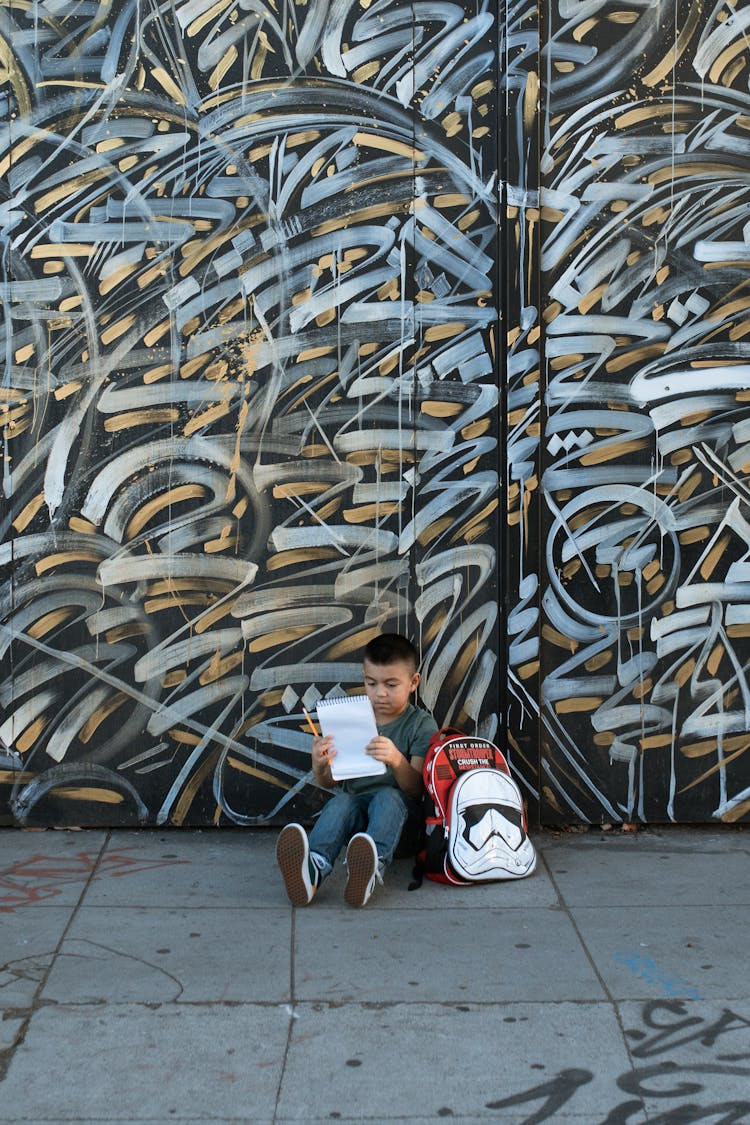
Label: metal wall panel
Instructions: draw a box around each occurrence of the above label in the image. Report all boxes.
[540,0,750,824]
[0,0,502,826]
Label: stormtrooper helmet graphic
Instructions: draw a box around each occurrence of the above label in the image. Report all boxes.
[448,768,536,881]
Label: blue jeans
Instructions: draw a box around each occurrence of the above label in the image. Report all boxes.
[308,787,419,877]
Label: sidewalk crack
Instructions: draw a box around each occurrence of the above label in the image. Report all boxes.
[0,828,111,1084]
[272,906,296,1124]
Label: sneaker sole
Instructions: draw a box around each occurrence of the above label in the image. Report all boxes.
[276,827,312,906]
[345,836,377,908]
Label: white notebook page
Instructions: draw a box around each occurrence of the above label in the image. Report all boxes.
[315,695,385,780]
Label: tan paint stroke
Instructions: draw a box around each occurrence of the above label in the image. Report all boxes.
[125,484,208,540]
[643,0,704,86]
[48,787,125,804]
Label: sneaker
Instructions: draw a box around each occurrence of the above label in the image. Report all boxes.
[277,823,318,906]
[344,833,379,907]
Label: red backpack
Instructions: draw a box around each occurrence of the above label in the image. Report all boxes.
[411,728,536,887]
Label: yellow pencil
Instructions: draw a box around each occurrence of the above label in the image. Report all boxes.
[302,706,319,737]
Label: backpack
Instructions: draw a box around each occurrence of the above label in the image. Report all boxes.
[411,728,536,887]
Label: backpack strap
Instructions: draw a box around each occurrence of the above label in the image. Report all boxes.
[408,859,424,891]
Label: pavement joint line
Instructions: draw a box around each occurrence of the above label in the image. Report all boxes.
[538,845,648,1120]
[14,899,750,911]
[0,829,113,1083]
[4,997,677,1010]
[271,907,298,1125]
[26,903,578,911]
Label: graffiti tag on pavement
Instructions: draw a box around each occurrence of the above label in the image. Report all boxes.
[0,851,190,912]
[485,1000,750,1124]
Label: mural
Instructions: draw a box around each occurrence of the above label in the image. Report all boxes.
[3,0,749,828]
[540,0,750,825]
[0,0,502,824]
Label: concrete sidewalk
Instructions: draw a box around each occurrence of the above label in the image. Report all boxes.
[1,825,749,1124]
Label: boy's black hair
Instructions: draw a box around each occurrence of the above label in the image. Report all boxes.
[363,632,419,671]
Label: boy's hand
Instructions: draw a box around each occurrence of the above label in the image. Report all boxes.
[312,735,336,772]
[365,736,401,769]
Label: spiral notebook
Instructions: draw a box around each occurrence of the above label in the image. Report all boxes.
[315,695,385,781]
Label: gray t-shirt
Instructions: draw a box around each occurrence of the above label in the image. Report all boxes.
[340,703,438,796]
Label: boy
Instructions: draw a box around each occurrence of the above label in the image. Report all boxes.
[276,633,437,907]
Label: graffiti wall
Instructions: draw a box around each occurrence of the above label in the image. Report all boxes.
[540,0,750,825]
[0,0,502,825]
[2,0,750,828]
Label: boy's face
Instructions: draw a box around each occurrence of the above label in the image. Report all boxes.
[363,657,420,724]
